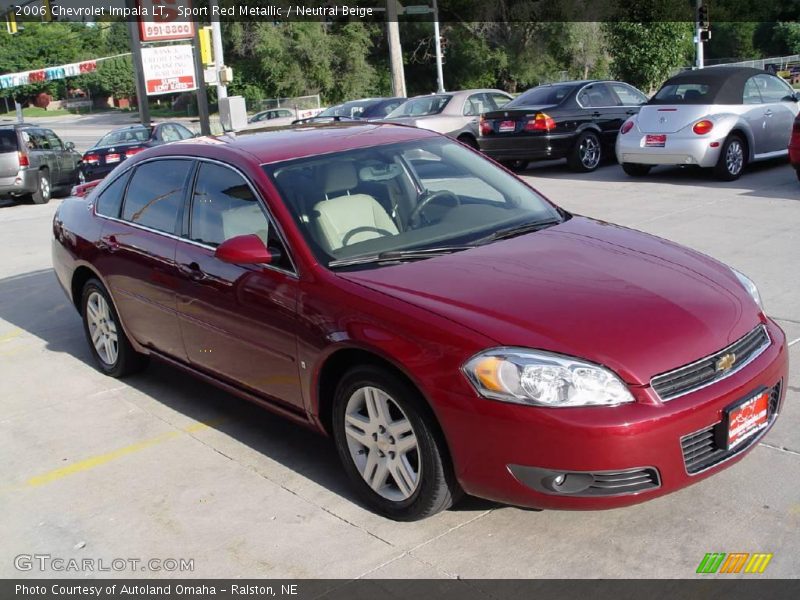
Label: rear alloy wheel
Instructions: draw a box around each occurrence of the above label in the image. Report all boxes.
[568,131,602,172]
[30,169,51,204]
[332,366,460,521]
[76,168,86,185]
[457,134,479,150]
[714,134,746,181]
[81,279,147,377]
[621,163,652,177]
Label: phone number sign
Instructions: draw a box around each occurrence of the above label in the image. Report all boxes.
[138,0,195,42]
[141,45,197,96]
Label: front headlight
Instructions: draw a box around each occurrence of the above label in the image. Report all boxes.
[731,268,764,312]
[462,348,634,408]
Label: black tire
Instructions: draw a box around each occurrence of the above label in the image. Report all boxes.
[457,134,479,150]
[796,169,800,183]
[332,365,461,521]
[30,168,51,204]
[75,167,86,185]
[714,134,747,181]
[80,278,148,378]
[567,131,602,172]
[621,163,652,177]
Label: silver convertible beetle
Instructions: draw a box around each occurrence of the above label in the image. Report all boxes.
[616,67,799,180]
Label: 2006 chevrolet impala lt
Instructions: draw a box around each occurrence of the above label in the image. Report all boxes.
[52,123,787,521]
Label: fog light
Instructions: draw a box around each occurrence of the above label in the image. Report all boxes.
[553,474,565,485]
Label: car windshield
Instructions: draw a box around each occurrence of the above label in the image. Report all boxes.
[96,127,151,147]
[386,95,451,118]
[651,83,712,104]
[264,137,563,269]
[507,84,576,107]
[319,101,376,118]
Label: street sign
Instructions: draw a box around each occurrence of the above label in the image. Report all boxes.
[138,0,195,42]
[141,45,197,95]
[403,5,434,15]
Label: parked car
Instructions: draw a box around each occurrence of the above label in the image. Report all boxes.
[248,108,296,127]
[479,80,648,172]
[82,122,196,182]
[294,97,406,124]
[616,67,800,180]
[52,123,787,521]
[789,112,800,181]
[0,124,83,204]
[385,89,513,149]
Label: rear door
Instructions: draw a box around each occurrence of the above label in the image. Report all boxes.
[0,129,21,179]
[30,129,57,177]
[95,159,193,359]
[174,160,302,408]
[576,83,624,144]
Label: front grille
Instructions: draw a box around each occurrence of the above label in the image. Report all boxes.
[651,325,770,401]
[583,468,660,496]
[681,380,782,475]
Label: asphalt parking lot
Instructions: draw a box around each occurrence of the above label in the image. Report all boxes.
[0,157,798,580]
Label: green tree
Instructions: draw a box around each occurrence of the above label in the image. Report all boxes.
[707,22,760,62]
[754,22,800,57]
[603,21,694,92]
[81,56,136,99]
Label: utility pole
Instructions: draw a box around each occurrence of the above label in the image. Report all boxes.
[386,0,406,97]
[192,24,211,135]
[125,0,150,125]
[208,0,227,100]
[695,0,706,69]
[432,0,444,93]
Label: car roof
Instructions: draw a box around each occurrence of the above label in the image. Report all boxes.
[657,66,770,104]
[164,122,437,165]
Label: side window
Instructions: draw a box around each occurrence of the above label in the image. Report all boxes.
[755,74,794,102]
[160,124,181,142]
[122,160,191,233]
[578,84,619,107]
[278,109,293,118]
[45,130,63,150]
[31,130,50,149]
[190,162,270,248]
[610,83,647,106]
[380,102,401,116]
[743,77,763,104]
[95,172,130,218]
[490,93,512,109]
[175,124,194,139]
[463,94,485,116]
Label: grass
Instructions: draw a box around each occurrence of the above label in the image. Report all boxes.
[0,106,115,119]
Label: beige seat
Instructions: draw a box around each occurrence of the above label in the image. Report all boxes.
[312,161,398,251]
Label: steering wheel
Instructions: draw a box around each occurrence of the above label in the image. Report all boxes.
[407,189,460,228]
[341,226,395,247]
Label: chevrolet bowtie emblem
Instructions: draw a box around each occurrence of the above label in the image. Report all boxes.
[716,353,736,372]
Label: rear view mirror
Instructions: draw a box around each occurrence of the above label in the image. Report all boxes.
[215,234,274,265]
[64,141,75,151]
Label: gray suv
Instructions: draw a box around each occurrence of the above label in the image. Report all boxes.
[0,124,83,204]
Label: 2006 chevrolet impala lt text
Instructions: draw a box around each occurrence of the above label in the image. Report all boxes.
[51,123,787,521]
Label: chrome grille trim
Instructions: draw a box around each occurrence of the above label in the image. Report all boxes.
[650,325,770,402]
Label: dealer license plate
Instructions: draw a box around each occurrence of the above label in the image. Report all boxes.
[725,390,769,450]
[498,120,516,133]
[106,153,121,164]
[645,134,667,147]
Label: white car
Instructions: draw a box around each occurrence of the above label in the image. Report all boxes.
[247,108,297,128]
[616,66,799,180]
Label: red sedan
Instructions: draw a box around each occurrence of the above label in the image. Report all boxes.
[52,123,787,521]
[790,112,800,180]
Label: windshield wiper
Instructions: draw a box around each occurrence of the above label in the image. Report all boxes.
[476,218,562,245]
[328,245,475,268]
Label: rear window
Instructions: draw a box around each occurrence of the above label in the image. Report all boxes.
[96,127,151,147]
[0,130,19,153]
[652,83,712,104]
[507,85,576,108]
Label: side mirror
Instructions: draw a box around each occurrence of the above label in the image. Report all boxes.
[64,141,75,151]
[215,234,275,265]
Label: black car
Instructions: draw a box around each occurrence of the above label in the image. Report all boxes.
[0,124,83,204]
[293,97,406,124]
[478,80,648,172]
[82,121,195,181]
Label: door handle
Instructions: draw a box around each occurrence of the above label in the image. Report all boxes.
[98,235,119,253]
[179,262,207,282]
[591,111,602,118]
[625,110,636,115]
[764,109,773,117]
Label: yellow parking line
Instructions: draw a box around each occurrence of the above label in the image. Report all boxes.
[24,419,224,488]
[0,328,23,343]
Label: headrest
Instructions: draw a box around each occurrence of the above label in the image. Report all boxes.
[323,161,359,196]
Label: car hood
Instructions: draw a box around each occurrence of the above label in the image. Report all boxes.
[340,217,761,385]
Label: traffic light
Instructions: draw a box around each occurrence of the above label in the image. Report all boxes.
[697,4,709,30]
[199,26,213,67]
[6,9,17,34]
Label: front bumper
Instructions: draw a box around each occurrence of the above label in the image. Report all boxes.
[0,168,38,197]
[478,132,575,161]
[433,318,788,510]
[616,131,725,168]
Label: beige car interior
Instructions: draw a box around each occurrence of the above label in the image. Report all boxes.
[312,161,399,251]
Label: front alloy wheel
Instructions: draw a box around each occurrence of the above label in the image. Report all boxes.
[332,366,461,520]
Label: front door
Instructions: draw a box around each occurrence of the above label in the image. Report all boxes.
[95,159,192,359]
[174,161,303,409]
[754,74,798,153]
